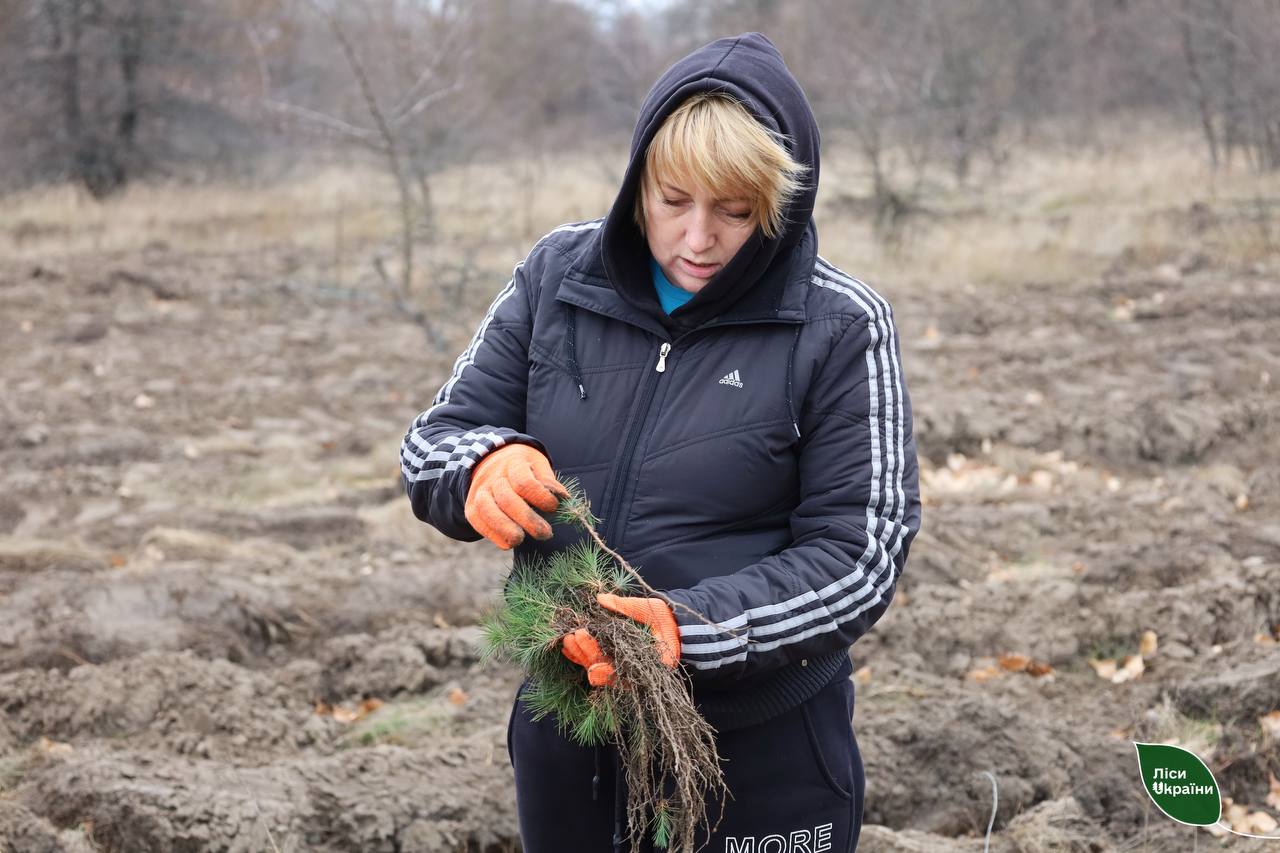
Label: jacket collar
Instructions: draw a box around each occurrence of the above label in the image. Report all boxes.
[556,219,813,339]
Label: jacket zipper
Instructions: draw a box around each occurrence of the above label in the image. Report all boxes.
[654,342,671,372]
[599,340,673,548]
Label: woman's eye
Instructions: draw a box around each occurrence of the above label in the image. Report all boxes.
[726,211,750,221]
[661,198,685,207]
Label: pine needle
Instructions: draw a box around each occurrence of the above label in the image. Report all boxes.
[653,799,674,849]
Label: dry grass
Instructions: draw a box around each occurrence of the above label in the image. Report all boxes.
[1144,696,1224,759]
[816,122,1280,292]
[2,122,1276,296]
[0,147,620,262]
[0,166,390,258]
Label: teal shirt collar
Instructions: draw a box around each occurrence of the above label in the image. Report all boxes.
[650,256,696,315]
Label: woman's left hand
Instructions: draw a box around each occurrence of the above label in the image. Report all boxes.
[560,594,681,687]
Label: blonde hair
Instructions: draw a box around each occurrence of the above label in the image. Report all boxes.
[633,92,810,240]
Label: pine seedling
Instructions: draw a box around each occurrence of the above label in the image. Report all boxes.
[481,477,728,853]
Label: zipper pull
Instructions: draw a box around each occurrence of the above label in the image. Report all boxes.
[655,342,671,373]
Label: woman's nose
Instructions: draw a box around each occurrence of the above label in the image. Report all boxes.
[686,210,715,253]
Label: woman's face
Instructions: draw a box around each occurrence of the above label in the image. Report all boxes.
[642,175,755,293]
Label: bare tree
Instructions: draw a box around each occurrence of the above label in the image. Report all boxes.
[3,0,1278,201]
[246,0,475,349]
[0,0,271,196]
[1175,0,1280,172]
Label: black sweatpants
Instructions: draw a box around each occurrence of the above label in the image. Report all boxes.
[508,675,864,853]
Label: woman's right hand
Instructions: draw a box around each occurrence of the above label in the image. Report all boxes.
[464,444,570,550]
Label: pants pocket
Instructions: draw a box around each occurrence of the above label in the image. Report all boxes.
[800,682,857,802]
[506,683,527,769]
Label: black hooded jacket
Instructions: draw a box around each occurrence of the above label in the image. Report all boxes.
[400,33,921,731]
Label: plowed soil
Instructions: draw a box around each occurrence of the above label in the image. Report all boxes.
[1,225,1277,851]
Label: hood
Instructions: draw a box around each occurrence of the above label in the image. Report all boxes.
[600,32,821,333]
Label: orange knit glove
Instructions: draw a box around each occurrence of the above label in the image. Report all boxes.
[560,594,681,688]
[597,594,680,668]
[561,628,617,687]
[464,444,570,550]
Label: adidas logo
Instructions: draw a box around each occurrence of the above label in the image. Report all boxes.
[718,369,744,388]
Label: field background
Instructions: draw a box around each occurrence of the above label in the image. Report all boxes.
[2,1,1279,851]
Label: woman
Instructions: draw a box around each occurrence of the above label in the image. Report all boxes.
[401,32,920,853]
